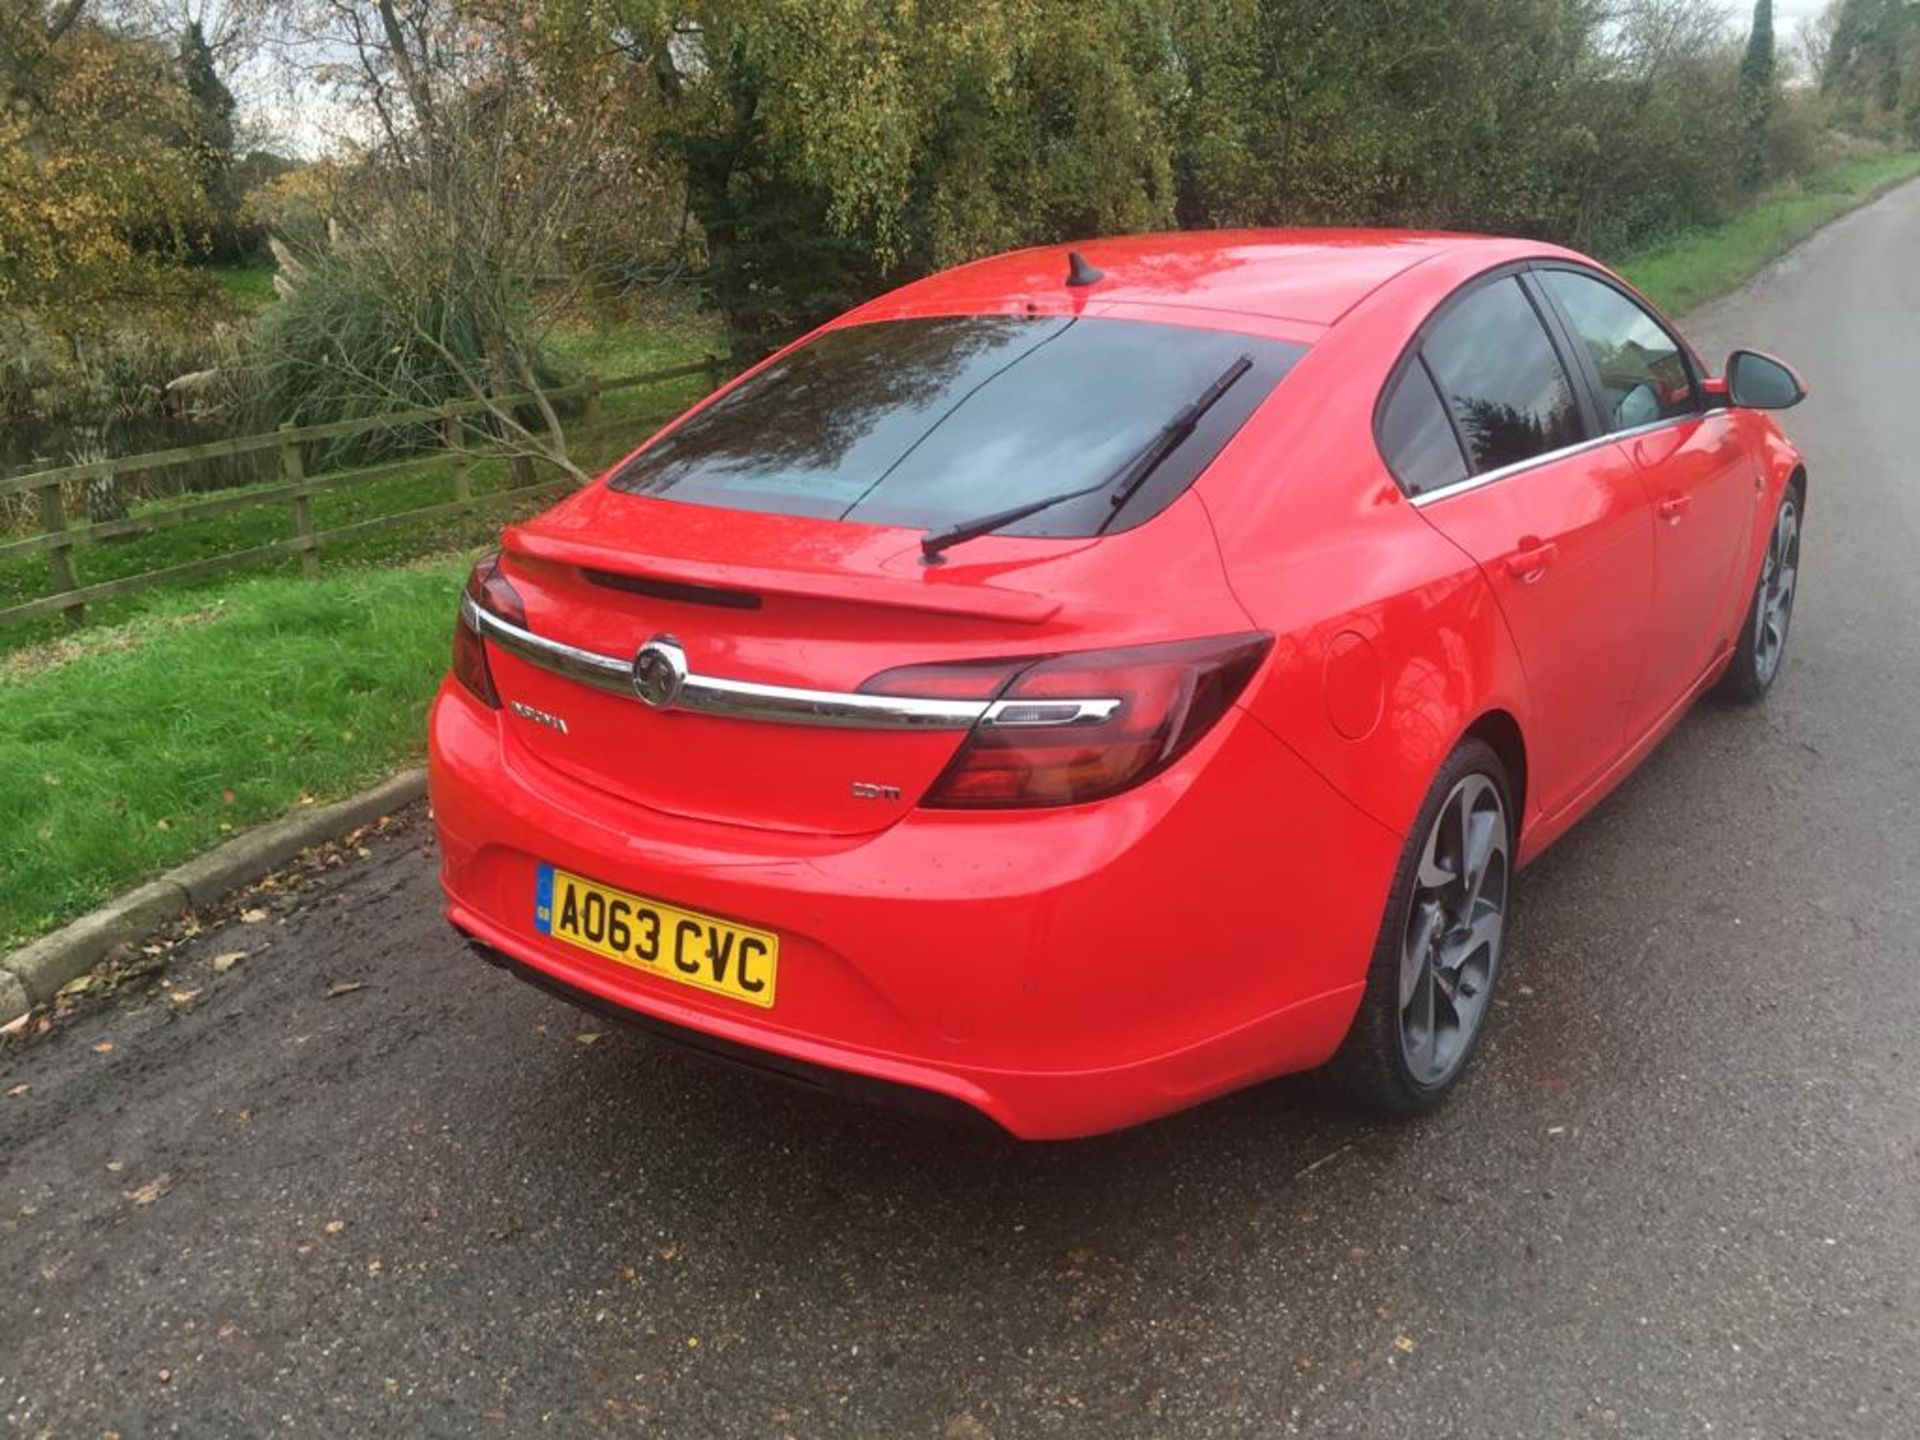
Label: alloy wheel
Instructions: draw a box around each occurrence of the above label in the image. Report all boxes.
[1398,773,1510,1087]
[1754,496,1800,684]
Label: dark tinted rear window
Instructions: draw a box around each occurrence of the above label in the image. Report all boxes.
[1379,361,1468,496]
[1420,277,1587,474]
[610,316,1305,536]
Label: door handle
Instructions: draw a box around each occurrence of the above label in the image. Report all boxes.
[1656,493,1693,522]
[1504,540,1558,583]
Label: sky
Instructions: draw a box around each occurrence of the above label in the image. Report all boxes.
[1771,0,1831,38]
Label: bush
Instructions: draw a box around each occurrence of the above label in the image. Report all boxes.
[239,247,569,467]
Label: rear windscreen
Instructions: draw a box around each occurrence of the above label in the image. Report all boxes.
[609,315,1306,537]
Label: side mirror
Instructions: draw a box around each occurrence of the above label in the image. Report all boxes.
[1724,349,1806,410]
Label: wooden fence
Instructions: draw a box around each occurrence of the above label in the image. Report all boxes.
[0,359,724,631]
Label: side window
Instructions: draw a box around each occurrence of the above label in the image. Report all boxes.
[1539,269,1698,430]
[1420,277,1588,475]
[1379,361,1468,497]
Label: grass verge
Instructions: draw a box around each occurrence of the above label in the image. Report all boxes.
[1616,150,1920,315]
[0,560,467,950]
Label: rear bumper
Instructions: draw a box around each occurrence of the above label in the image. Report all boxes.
[430,679,1398,1138]
[463,934,999,1130]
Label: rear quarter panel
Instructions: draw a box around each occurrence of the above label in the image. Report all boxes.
[1198,254,1538,848]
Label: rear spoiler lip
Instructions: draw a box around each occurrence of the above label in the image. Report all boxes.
[502,527,1064,625]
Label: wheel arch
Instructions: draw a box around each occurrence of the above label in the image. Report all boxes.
[1462,709,1528,840]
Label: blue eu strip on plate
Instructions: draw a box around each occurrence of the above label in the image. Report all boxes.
[534,863,555,934]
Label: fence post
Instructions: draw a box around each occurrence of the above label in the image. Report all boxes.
[445,413,474,505]
[37,474,84,629]
[281,423,319,580]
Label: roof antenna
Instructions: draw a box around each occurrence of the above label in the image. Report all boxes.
[1065,250,1104,287]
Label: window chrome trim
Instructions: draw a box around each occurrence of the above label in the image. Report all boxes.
[1407,414,1695,508]
[461,595,1121,731]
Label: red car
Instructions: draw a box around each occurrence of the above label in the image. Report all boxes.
[430,231,1806,1137]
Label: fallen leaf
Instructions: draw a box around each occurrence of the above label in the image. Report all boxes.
[1348,1246,1370,1261]
[324,1219,346,1234]
[240,908,267,924]
[575,1031,603,1047]
[168,989,201,1007]
[6,1083,29,1098]
[211,951,246,973]
[1393,1334,1417,1354]
[92,1041,115,1055]
[57,975,92,997]
[155,818,172,832]
[1,1014,29,1037]
[126,1174,174,1207]
[157,1367,172,1383]
[326,981,365,998]
[105,1160,123,1172]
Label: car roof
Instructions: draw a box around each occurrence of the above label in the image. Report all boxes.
[851,230,1554,332]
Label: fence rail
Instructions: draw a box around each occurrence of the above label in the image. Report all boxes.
[0,359,724,631]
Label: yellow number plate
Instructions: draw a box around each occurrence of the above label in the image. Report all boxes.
[535,864,778,1009]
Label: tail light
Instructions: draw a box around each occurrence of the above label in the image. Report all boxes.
[861,632,1271,807]
[451,551,526,707]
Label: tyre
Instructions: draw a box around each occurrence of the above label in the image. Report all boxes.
[1713,484,1802,704]
[1325,738,1514,1117]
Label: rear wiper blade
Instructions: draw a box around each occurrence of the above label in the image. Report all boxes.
[919,353,1254,563]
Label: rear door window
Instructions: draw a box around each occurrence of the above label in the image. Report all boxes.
[1378,360,1469,496]
[1418,277,1589,475]
[1537,269,1700,431]
[610,316,1306,537]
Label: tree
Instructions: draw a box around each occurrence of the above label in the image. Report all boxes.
[1796,2,1841,81]
[177,18,239,257]
[548,0,1190,358]
[1739,0,1777,188]
[1822,0,1920,137]
[245,0,680,481]
[0,1,212,311]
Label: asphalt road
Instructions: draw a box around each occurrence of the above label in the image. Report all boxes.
[7,187,1920,1440]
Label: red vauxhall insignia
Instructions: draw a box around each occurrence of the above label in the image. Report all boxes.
[429,231,1807,1137]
